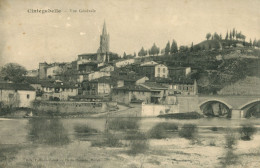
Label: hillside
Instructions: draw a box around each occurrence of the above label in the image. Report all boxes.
[217,76,260,95]
[195,39,251,50]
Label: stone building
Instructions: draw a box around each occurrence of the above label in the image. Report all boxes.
[0,83,36,108]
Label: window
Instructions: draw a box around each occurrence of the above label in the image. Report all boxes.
[163,68,165,73]
[27,94,30,99]
[9,94,14,98]
[158,68,160,73]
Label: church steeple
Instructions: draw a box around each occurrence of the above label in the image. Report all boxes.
[97,20,110,55]
[102,21,107,35]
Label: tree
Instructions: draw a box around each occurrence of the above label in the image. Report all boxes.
[219,34,222,40]
[206,33,211,40]
[0,63,27,83]
[179,45,189,52]
[232,28,236,39]
[123,52,127,58]
[134,52,136,57]
[165,41,170,55]
[229,30,232,40]
[138,47,146,56]
[150,43,159,56]
[170,39,178,54]
[190,42,194,52]
[213,32,220,40]
[225,31,228,40]
[249,39,252,46]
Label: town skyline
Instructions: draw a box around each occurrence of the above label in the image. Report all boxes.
[1,0,260,69]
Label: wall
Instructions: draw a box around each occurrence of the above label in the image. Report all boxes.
[33,101,117,113]
[141,103,179,117]
[135,77,149,85]
[177,95,200,113]
[88,71,111,81]
[98,83,111,94]
[0,90,19,107]
[115,59,135,68]
[112,91,130,104]
[46,66,62,78]
[17,90,36,107]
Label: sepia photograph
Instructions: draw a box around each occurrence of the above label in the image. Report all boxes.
[0,0,260,167]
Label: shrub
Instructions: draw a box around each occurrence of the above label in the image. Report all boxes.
[127,131,149,155]
[178,124,198,140]
[107,118,139,131]
[210,126,218,131]
[91,132,121,147]
[225,129,237,149]
[74,124,98,139]
[148,122,178,139]
[74,125,98,134]
[239,124,257,141]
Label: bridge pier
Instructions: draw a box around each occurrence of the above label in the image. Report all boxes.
[231,109,243,119]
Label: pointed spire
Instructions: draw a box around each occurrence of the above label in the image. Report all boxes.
[102,20,107,35]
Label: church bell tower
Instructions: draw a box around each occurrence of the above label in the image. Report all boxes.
[98,21,110,53]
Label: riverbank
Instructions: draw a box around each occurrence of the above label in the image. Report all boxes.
[1,117,260,168]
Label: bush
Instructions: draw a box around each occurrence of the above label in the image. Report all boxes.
[225,129,237,149]
[74,125,98,134]
[148,122,178,139]
[107,118,139,131]
[239,124,257,141]
[91,132,121,147]
[178,124,198,140]
[127,131,149,155]
[74,124,98,138]
[210,126,218,131]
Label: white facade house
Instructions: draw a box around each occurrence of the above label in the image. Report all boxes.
[0,83,36,108]
[155,64,168,78]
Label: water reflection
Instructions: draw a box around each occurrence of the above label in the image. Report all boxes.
[27,118,70,146]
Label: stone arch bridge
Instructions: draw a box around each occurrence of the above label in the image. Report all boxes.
[177,95,260,118]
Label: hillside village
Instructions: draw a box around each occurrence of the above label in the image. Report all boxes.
[1,23,260,116]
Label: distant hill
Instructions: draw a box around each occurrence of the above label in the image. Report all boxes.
[194,39,251,50]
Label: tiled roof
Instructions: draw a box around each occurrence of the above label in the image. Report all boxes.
[141,82,168,90]
[113,85,151,92]
[0,83,35,91]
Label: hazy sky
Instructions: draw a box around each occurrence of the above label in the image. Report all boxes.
[0,0,259,69]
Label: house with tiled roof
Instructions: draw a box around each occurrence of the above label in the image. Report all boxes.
[140,63,168,79]
[0,82,36,108]
[112,82,168,104]
[41,80,78,101]
[82,76,116,96]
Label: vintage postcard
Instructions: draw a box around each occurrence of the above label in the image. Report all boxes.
[0,0,260,167]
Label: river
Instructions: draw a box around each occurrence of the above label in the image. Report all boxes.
[1,108,260,167]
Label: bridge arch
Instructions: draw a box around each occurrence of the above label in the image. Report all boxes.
[199,99,233,109]
[238,99,260,110]
[199,99,232,118]
[239,99,260,118]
